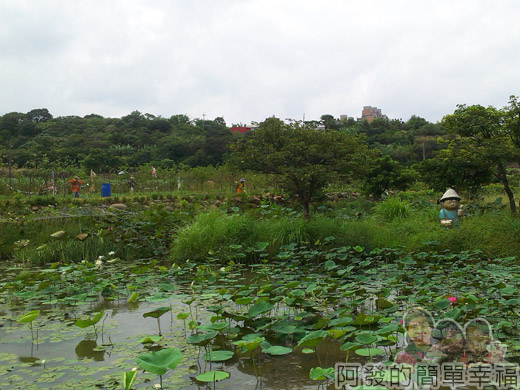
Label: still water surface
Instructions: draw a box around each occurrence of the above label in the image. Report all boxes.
[0,263,344,389]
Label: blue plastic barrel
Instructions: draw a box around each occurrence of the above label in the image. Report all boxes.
[101,183,111,197]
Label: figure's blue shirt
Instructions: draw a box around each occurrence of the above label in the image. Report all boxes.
[439,208,458,221]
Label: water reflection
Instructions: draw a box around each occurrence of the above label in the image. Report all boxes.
[19,356,41,365]
[85,297,141,317]
[0,261,355,389]
[229,341,346,390]
[75,339,104,361]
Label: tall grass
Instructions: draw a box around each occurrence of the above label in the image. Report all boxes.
[11,238,119,265]
[170,210,400,262]
[1,217,85,260]
[374,197,410,222]
[171,211,257,261]
[169,207,520,263]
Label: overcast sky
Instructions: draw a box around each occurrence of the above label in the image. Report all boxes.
[1,0,519,125]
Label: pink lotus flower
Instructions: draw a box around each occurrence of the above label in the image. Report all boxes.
[448,296,456,306]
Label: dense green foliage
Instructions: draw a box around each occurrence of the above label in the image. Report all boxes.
[420,96,520,213]
[0,110,233,171]
[0,108,444,173]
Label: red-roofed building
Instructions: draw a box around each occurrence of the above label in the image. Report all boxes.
[230,126,251,134]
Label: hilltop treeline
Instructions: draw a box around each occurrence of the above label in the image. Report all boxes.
[0,108,444,173]
[0,110,233,172]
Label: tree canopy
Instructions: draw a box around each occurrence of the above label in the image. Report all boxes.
[440,101,520,214]
[228,117,375,219]
[0,110,232,173]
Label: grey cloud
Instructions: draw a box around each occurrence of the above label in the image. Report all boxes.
[1,0,520,124]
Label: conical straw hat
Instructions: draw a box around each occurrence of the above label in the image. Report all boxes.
[440,188,460,201]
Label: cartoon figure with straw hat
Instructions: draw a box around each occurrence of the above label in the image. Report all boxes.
[439,188,463,227]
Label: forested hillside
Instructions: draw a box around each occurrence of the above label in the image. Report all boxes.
[0,110,233,171]
[0,109,444,172]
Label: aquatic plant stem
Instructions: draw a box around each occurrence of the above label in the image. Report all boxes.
[315,347,322,366]
[101,313,108,343]
[325,339,330,367]
[252,353,258,380]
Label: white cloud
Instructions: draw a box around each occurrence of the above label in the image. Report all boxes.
[1,0,519,125]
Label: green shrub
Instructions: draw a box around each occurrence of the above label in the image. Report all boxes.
[28,196,58,207]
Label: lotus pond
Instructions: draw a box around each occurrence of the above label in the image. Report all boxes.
[2,244,520,389]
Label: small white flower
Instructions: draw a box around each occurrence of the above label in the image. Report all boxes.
[95,259,103,268]
[131,367,137,372]
[97,255,104,261]
[108,251,115,256]
[154,384,162,389]
[219,267,226,272]
[41,359,46,364]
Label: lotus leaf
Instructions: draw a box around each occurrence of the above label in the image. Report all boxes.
[196,370,229,382]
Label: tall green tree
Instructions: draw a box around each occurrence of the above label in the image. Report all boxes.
[416,138,494,197]
[442,103,519,214]
[228,117,374,219]
[503,95,520,161]
[362,155,415,199]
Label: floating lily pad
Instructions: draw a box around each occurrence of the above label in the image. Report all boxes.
[138,335,162,344]
[262,346,292,355]
[196,370,229,382]
[354,347,384,357]
[202,350,234,361]
[355,333,378,344]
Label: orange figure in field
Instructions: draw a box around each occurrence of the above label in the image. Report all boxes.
[236,178,245,193]
[68,176,84,198]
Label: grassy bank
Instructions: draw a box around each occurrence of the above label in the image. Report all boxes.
[3,190,519,265]
[170,202,520,262]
